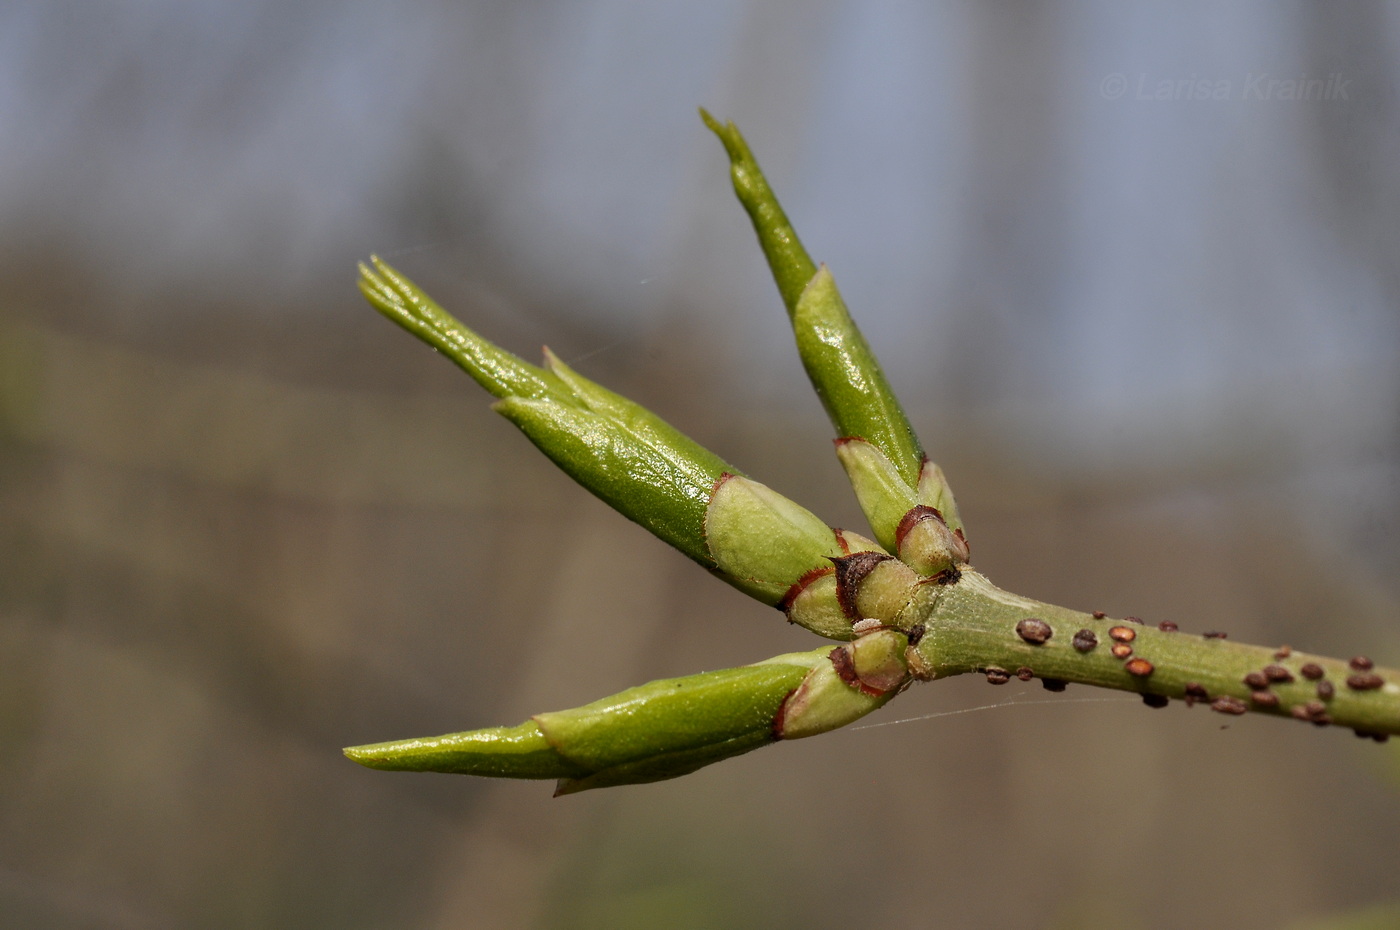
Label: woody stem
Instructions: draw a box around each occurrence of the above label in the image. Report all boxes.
[914,571,1400,737]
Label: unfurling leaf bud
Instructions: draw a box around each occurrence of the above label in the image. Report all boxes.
[363,257,843,582]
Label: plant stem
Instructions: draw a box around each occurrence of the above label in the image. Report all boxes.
[915,571,1400,737]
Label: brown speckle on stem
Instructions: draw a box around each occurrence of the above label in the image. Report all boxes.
[1250,691,1280,708]
[1183,682,1209,707]
[1091,611,1107,620]
[1016,666,1034,682]
[1211,696,1248,715]
[1072,629,1098,653]
[1244,671,1270,690]
[1142,693,1169,708]
[1125,616,1143,624]
[1317,680,1335,700]
[1016,618,1053,645]
[1263,665,1294,684]
[1109,626,1136,643]
[985,667,1011,685]
[1125,658,1154,678]
[1203,631,1228,640]
[1300,663,1324,681]
[1158,621,1179,632]
[1346,672,1385,691]
[1111,643,1133,659]
[1274,645,1292,660]
[1349,656,1374,671]
[1042,678,1068,692]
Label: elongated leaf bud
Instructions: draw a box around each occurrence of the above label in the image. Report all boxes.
[701,111,924,488]
[360,258,879,599]
[345,638,908,793]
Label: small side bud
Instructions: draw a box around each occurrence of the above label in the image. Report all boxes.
[831,551,923,624]
[895,505,970,576]
[775,635,908,740]
[705,474,850,604]
[780,528,886,639]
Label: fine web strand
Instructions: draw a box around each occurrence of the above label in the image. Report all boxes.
[850,695,1136,731]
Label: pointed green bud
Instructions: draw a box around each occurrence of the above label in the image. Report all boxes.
[347,649,841,793]
[359,256,569,403]
[791,266,924,485]
[343,720,587,779]
[361,257,733,566]
[702,112,924,489]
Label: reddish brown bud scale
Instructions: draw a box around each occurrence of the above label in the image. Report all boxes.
[829,550,893,620]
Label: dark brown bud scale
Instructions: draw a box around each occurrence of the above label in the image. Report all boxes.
[1250,691,1280,708]
[985,667,1011,685]
[1072,629,1098,653]
[1158,621,1179,632]
[829,646,859,688]
[1346,672,1384,691]
[1316,680,1335,700]
[1244,671,1270,690]
[1108,626,1137,643]
[1110,643,1133,659]
[1142,693,1169,709]
[1211,696,1248,715]
[1125,658,1154,678]
[1300,663,1324,681]
[829,551,894,620]
[1016,666,1035,682]
[1263,665,1294,684]
[1349,656,1374,671]
[1016,618,1053,645]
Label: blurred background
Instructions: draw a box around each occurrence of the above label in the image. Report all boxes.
[2,2,1398,928]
